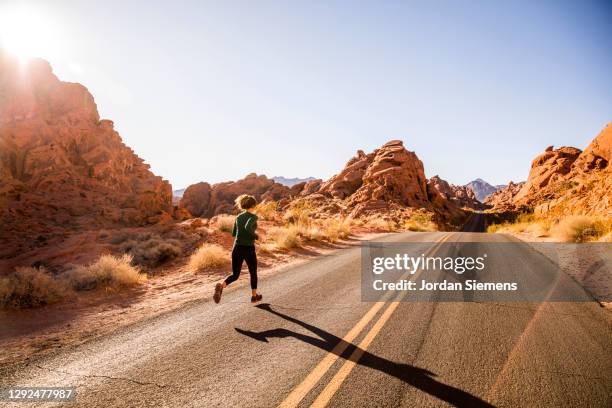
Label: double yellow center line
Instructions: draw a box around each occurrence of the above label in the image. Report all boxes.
[279,234,452,408]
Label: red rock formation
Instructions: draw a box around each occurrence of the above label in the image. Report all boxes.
[484,181,525,212]
[308,140,466,224]
[318,149,373,199]
[319,140,432,211]
[513,146,581,203]
[487,123,611,217]
[0,55,172,259]
[299,179,322,196]
[179,182,212,218]
[180,173,299,217]
[428,175,482,210]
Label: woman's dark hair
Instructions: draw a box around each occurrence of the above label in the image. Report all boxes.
[235,194,257,210]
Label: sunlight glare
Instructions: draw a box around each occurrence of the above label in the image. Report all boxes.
[0,4,62,62]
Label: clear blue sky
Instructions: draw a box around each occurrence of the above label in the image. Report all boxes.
[1,0,611,189]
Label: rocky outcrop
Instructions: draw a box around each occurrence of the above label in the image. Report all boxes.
[180,173,302,217]
[0,55,172,259]
[465,179,500,202]
[318,149,373,199]
[310,140,466,224]
[484,181,525,212]
[299,179,322,196]
[513,146,582,204]
[533,124,611,217]
[428,176,482,210]
[179,182,212,217]
[486,122,611,217]
[319,140,431,208]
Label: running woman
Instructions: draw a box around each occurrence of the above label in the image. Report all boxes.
[213,194,262,303]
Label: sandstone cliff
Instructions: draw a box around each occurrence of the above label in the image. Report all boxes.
[428,175,482,210]
[484,181,525,212]
[486,123,611,217]
[308,140,466,224]
[0,55,173,259]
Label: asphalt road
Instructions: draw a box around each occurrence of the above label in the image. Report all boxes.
[1,229,610,407]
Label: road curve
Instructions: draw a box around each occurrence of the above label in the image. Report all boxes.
[1,231,610,407]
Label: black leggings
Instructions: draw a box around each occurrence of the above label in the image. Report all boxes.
[225,245,258,290]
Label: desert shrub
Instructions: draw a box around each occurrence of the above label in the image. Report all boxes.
[135,232,154,241]
[366,218,395,231]
[320,217,352,242]
[516,212,535,224]
[551,216,612,242]
[64,254,143,290]
[486,223,504,233]
[304,225,326,241]
[403,212,436,232]
[255,201,279,221]
[215,215,235,233]
[599,232,612,242]
[524,220,551,237]
[110,232,131,245]
[165,229,189,240]
[189,244,229,272]
[403,220,425,232]
[258,242,277,254]
[487,221,527,234]
[0,267,72,309]
[268,226,302,249]
[487,211,536,234]
[283,201,312,226]
[121,235,182,266]
[352,218,364,227]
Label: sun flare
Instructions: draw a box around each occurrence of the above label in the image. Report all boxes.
[0,5,61,61]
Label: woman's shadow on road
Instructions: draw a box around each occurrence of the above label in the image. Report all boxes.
[235,303,494,408]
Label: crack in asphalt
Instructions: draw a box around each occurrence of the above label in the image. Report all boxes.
[34,364,168,389]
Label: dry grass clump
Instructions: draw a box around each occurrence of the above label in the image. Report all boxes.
[403,213,436,232]
[215,215,235,233]
[486,212,550,236]
[598,232,612,242]
[487,221,550,236]
[65,254,144,290]
[121,234,182,267]
[268,226,302,249]
[1,255,146,309]
[366,218,396,231]
[304,225,326,242]
[189,244,229,272]
[320,217,353,242]
[258,242,277,254]
[255,201,279,221]
[0,267,72,309]
[523,220,551,237]
[550,216,612,242]
[283,201,312,225]
[487,213,610,242]
[269,217,353,245]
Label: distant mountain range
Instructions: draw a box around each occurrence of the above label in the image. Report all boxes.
[465,179,504,202]
[173,188,186,198]
[272,176,316,187]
